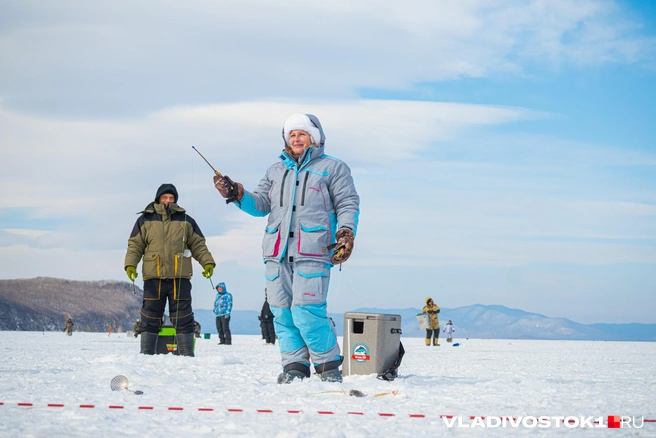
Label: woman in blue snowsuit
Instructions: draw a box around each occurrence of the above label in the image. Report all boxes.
[213,282,233,345]
[213,113,360,383]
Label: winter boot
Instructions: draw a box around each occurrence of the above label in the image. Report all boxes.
[318,368,343,383]
[277,370,308,384]
[176,333,195,357]
[140,332,158,355]
[315,357,343,383]
[433,337,440,346]
[425,338,431,346]
[277,363,311,384]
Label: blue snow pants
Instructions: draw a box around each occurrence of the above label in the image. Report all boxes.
[265,259,341,373]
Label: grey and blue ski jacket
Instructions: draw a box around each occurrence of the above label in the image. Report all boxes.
[236,116,360,265]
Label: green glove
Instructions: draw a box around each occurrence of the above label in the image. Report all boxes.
[125,266,138,281]
[203,264,214,278]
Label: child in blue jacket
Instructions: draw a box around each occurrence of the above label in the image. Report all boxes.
[213,282,233,345]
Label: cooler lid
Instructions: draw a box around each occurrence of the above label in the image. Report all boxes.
[344,312,402,321]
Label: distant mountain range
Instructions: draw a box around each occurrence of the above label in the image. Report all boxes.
[1,277,654,341]
[193,304,655,342]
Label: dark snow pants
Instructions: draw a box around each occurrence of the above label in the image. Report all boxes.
[426,329,440,342]
[262,319,276,344]
[140,278,194,334]
[216,315,232,344]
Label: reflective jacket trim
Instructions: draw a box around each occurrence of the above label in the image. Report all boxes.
[298,270,328,279]
[300,225,328,232]
[306,169,330,176]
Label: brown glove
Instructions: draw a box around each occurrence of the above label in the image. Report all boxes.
[331,228,355,265]
[213,175,244,204]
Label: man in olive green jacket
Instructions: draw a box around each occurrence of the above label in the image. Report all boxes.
[124,183,215,356]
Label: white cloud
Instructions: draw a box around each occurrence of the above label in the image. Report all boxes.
[0,0,654,321]
[0,98,539,212]
[0,0,653,117]
[1,99,653,272]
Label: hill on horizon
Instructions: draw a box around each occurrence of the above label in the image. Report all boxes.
[0,277,141,332]
[1,277,654,341]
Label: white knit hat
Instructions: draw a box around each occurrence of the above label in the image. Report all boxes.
[283,113,322,146]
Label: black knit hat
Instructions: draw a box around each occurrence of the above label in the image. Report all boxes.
[155,183,178,203]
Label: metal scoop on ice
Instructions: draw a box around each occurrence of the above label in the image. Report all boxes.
[110,375,143,395]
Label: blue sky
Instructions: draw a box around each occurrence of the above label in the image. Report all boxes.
[0,0,654,324]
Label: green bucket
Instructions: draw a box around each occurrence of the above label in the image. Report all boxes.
[203,333,211,340]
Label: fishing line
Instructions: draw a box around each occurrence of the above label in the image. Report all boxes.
[334,268,366,309]
[319,259,350,386]
[171,150,194,348]
[172,222,184,344]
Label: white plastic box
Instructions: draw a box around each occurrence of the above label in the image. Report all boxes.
[416,313,430,330]
[343,312,402,376]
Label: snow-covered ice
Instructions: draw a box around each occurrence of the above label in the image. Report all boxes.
[0,331,654,437]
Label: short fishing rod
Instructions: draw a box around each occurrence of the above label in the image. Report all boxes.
[192,145,239,204]
[192,145,224,177]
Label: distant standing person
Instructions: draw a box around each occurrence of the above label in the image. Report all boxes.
[259,288,276,345]
[213,282,233,345]
[133,319,141,338]
[63,318,74,336]
[422,297,440,346]
[443,320,455,342]
[194,321,202,339]
[124,183,216,357]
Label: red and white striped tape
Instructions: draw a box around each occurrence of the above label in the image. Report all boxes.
[1,402,654,422]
